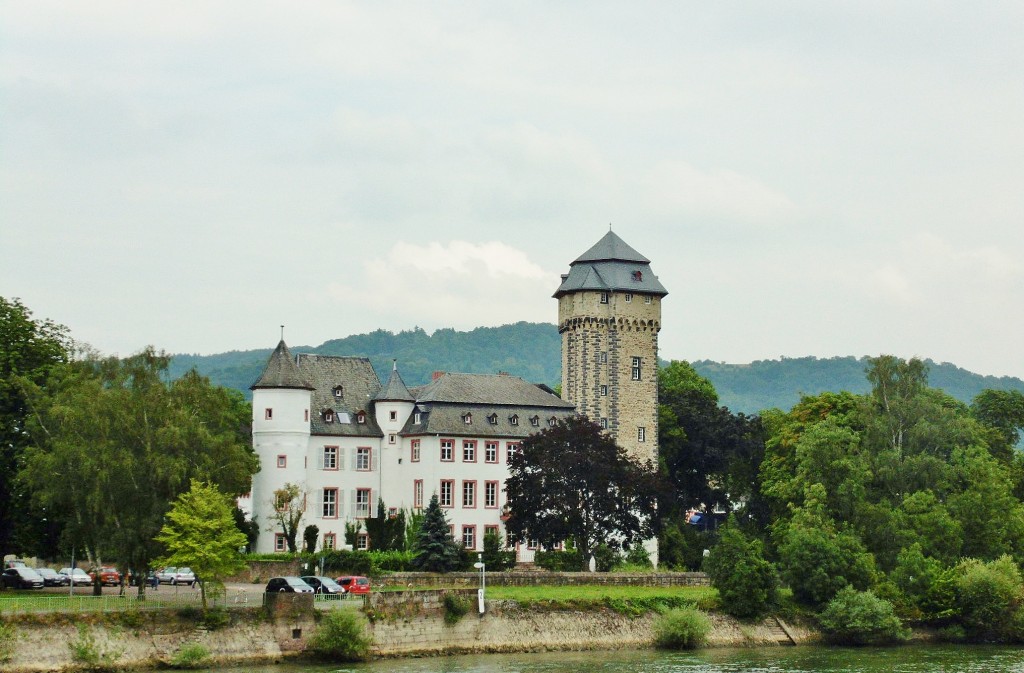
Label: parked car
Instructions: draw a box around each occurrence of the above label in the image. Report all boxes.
[2,567,45,590]
[334,575,371,595]
[35,568,70,587]
[300,576,345,597]
[58,568,93,586]
[264,577,314,593]
[156,567,197,586]
[4,559,27,569]
[90,566,121,586]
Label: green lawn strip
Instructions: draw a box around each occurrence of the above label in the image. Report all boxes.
[379,584,719,615]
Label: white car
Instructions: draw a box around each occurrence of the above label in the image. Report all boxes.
[58,568,93,586]
[156,567,197,586]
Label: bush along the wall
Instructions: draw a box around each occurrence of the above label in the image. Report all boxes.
[653,607,711,649]
[443,593,472,626]
[306,611,371,662]
[817,587,910,646]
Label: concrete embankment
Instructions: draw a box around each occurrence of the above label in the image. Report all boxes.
[1,590,817,672]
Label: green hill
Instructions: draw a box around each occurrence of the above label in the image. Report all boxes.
[169,323,1024,415]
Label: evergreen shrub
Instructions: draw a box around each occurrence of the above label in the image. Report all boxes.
[817,587,910,645]
[306,611,371,661]
[652,607,711,649]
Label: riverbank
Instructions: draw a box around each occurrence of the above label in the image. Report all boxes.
[0,590,821,672]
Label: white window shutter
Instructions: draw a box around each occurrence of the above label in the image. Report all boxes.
[317,452,324,470]
[351,449,358,471]
[338,489,345,518]
[351,490,357,516]
[371,450,377,472]
[316,489,324,519]
[371,490,378,517]
[338,447,346,470]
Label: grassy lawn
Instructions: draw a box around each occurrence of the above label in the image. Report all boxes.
[485,584,715,603]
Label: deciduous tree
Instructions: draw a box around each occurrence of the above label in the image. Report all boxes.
[504,415,660,567]
[0,297,70,561]
[156,480,248,610]
[269,483,306,553]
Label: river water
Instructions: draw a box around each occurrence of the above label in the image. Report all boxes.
[191,645,1024,673]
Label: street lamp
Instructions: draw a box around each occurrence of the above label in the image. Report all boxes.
[472,553,485,615]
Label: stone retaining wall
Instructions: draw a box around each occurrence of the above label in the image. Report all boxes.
[225,559,302,583]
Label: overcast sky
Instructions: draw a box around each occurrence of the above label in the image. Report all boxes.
[2,2,1022,380]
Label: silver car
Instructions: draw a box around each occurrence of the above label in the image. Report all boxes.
[58,567,93,586]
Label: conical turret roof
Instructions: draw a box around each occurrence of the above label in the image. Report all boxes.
[251,340,315,390]
[373,361,415,402]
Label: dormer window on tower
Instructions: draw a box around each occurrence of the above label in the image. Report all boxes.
[333,385,343,399]
[632,270,643,282]
[548,416,557,427]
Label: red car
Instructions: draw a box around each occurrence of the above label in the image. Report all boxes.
[334,575,371,595]
[90,566,121,586]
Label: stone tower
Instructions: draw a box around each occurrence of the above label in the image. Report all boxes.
[554,230,667,464]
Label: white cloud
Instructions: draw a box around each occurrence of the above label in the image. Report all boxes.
[640,160,796,225]
[324,240,555,332]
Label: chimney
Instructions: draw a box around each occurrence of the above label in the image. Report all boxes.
[432,371,446,381]
[497,371,510,376]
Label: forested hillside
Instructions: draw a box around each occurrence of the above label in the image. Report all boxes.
[169,322,1024,414]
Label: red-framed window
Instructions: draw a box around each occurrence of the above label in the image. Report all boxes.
[462,440,477,462]
[323,533,336,550]
[276,454,287,468]
[413,479,424,509]
[485,441,498,463]
[411,439,421,462]
[484,480,498,509]
[462,480,476,508]
[355,446,372,471]
[357,533,369,550]
[462,525,476,550]
[355,488,371,518]
[274,534,286,552]
[322,488,338,518]
[440,480,454,508]
[484,524,500,539]
[440,438,454,462]
[506,442,519,464]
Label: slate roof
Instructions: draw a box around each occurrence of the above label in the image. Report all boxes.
[554,230,668,298]
[414,372,576,408]
[295,353,383,437]
[403,403,576,439]
[251,340,315,390]
[374,362,416,402]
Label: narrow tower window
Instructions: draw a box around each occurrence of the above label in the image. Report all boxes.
[631,357,642,381]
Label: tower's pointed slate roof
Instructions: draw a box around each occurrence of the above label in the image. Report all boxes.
[250,340,315,390]
[373,361,415,402]
[573,230,650,264]
[554,230,668,298]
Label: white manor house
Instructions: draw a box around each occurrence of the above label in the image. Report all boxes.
[248,231,668,562]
